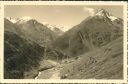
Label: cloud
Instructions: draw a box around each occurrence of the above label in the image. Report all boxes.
[83,7,95,16]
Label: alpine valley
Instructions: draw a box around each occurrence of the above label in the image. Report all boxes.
[4,9,123,79]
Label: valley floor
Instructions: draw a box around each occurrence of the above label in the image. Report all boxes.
[35,60,61,79]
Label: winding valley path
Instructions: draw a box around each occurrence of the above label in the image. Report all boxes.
[35,60,61,79]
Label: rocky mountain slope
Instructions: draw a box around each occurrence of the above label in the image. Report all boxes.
[45,24,64,36]
[60,36,123,79]
[53,9,123,57]
[4,31,44,79]
[5,18,57,47]
[4,18,63,79]
[6,17,64,41]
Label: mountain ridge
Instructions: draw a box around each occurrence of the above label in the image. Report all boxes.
[52,9,123,57]
[6,17,64,35]
[4,8,123,79]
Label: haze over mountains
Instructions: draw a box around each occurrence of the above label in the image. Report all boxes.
[4,9,123,79]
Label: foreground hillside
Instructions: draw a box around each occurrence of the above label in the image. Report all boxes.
[4,31,44,79]
[60,37,123,79]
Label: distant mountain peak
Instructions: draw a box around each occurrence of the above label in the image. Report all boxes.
[19,16,32,21]
[95,9,110,17]
[45,24,64,35]
[6,16,33,24]
[95,9,118,21]
[16,16,33,24]
[6,17,18,23]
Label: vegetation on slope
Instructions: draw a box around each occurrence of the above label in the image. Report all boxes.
[60,37,123,79]
[4,31,45,79]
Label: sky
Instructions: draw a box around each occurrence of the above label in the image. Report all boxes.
[5,5,123,31]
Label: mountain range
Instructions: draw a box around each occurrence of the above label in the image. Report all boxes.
[6,17,64,36]
[4,17,64,78]
[52,9,123,57]
[58,9,123,79]
[4,9,123,79]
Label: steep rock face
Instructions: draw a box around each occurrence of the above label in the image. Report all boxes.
[53,9,123,57]
[4,31,44,79]
[4,18,21,34]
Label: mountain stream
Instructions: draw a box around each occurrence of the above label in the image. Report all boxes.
[35,60,61,79]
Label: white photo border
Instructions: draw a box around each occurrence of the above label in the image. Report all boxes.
[0,1,127,83]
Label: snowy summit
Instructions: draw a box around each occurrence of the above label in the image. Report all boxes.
[16,16,32,24]
[6,16,32,24]
[95,9,118,21]
[6,17,18,23]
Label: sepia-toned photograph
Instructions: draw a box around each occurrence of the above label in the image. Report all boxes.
[0,1,127,84]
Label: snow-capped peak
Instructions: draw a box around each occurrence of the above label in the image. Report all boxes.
[16,16,32,24]
[95,9,117,21]
[109,16,118,21]
[6,16,33,24]
[45,24,55,31]
[44,24,64,32]
[95,9,110,17]
[6,17,18,23]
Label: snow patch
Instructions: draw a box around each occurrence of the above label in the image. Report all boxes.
[17,16,32,23]
[6,16,33,24]
[95,9,118,21]
[95,9,110,17]
[95,10,105,16]
[109,16,117,21]
[6,17,18,23]
[45,24,64,32]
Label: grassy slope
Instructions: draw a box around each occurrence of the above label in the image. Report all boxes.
[60,36,123,79]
